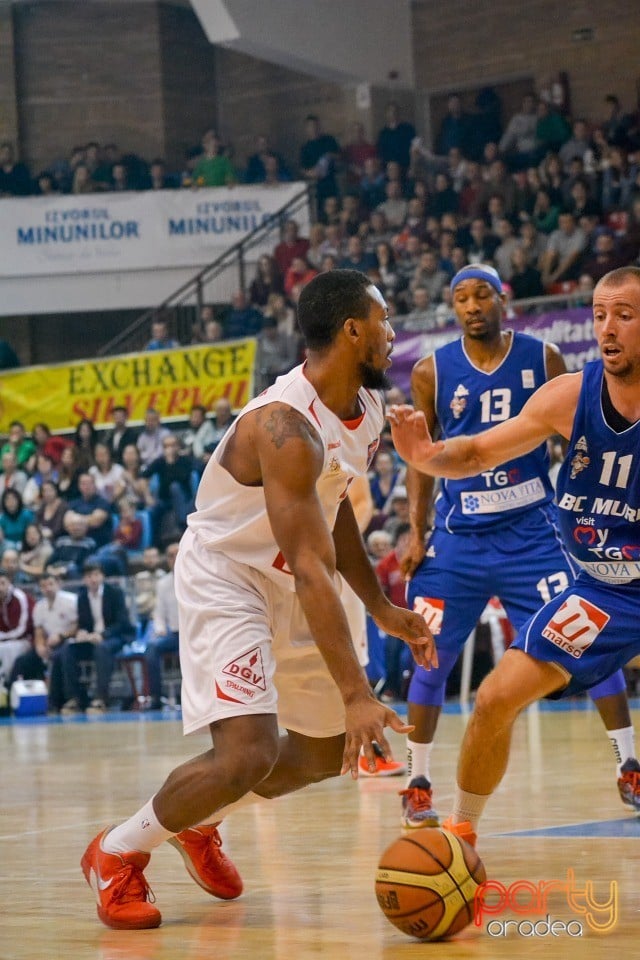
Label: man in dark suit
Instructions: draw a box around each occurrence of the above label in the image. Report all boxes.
[102,406,138,464]
[54,562,135,715]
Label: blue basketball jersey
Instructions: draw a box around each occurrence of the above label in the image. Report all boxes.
[433,332,554,532]
[555,360,640,584]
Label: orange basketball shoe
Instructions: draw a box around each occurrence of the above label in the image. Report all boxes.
[399,776,440,829]
[81,829,161,930]
[167,823,243,899]
[441,816,477,848]
[618,758,640,813]
[358,742,406,777]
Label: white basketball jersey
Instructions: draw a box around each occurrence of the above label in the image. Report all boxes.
[188,363,384,590]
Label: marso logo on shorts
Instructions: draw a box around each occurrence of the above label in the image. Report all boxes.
[218,648,267,701]
[541,595,610,659]
[412,596,445,635]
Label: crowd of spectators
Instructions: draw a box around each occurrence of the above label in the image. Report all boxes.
[3,84,640,715]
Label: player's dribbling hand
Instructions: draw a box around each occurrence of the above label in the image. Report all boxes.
[400,531,427,580]
[387,404,445,468]
[341,694,414,779]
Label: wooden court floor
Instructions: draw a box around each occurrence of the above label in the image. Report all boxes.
[1,704,639,960]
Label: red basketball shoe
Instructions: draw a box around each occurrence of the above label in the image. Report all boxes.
[167,823,243,899]
[81,829,161,930]
[441,816,477,848]
[399,776,440,829]
[618,758,640,813]
[358,742,406,777]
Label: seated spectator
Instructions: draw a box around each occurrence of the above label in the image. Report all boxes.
[518,219,547,268]
[181,404,216,464]
[273,219,310,277]
[32,572,78,714]
[262,292,297,337]
[535,100,571,156]
[46,515,96,581]
[510,245,544,299]
[568,176,601,220]
[427,172,459,219]
[464,217,500,264]
[89,442,125,504]
[0,489,34,550]
[1,547,32,587]
[433,283,456,329]
[117,444,154,508]
[540,210,587,288]
[0,141,31,196]
[342,120,377,188]
[202,317,224,344]
[133,546,165,633]
[0,450,28,498]
[374,522,413,701]
[339,193,363,238]
[70,162,100,195]
[362,210,393,252]
[248,254,284,308]
[338,235,377,274]
[223,290,263,339]
[374,241,402,299]
[113,498,143,552]
[531,187,560,234]
[147,158,175,190]
[305,223,326,271]
[319,195,342,227]
[110,161,134,192]
[254,317,300,394]
[64,473,112,550]
[136,408,171,469]
[53,562,135,715]
[18,523,53,581]
[382,486,411,539]
[369,450,406,516]
[244,134,290,184]
[366,529,393,564]
[28,423,70,470]
[581,228,627,285]
[101,406,138,464]
[359,155,387,211]
[318,222,344,261]
[143,435,194,547]
[73,418,98,472]
[57,445,82,501]
[559,118,595,169]
[601,146,637,213]
[191,130,236,187]
[22,453,58,510]
[36,480,68,542]
[376,180,408,230]
[145,315,179,351]
[143,541,181,710]
[411,249,449,302]
[0,570,35,693]
[398,286,438,333]
[206,398,236,452]
[493,218,520,282]
[1,420,36,471]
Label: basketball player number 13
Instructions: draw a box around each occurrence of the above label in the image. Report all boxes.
[599,452,633,489]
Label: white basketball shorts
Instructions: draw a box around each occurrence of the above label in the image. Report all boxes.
[175,528,347,738]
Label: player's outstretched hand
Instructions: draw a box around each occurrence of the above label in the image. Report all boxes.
[341,693,414,779]
[372,605,438,671]
[387,404,445,469]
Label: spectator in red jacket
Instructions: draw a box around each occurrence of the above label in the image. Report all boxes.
[0,571,35,691]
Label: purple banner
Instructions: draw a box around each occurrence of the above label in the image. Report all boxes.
[388,307,597,399]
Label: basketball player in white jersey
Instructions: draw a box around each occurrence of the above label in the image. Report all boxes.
[81,269,437,930]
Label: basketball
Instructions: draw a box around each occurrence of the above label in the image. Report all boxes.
[375,827,486,941]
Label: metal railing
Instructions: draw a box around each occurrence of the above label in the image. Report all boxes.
[97,185,312,357]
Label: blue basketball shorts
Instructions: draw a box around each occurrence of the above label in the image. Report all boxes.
[512,572,640,698]
[407,507,575,661]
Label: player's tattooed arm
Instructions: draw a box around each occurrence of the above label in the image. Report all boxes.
[260,405,319,450]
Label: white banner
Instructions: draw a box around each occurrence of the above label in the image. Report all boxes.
[0,183,309,278]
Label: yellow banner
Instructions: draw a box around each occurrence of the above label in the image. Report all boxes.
[0,340,257,433]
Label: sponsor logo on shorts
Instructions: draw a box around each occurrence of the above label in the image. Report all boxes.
[461,477,546,514]
[216,679,256,702]
[412,596,445,635]
[541,595,610,659]
[222,647,267,690]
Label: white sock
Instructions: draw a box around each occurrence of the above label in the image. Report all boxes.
[406,739,433,786]
[607,726,636,776]
[452,786,490,831]
[198,791,264,825]
[103,797,175,855]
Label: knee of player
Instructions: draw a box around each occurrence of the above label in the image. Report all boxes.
[473,671,521,724]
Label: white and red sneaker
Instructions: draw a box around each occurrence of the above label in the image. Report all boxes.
[358,742,407,777]
[167,823,243,899]
[81,828,161,930]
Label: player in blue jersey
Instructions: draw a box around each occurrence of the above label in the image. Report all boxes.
[390,265,640,844]
[398,263,639,829]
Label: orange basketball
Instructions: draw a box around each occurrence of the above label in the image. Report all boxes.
[375,827,486,941]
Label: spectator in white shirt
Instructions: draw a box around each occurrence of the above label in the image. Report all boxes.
[144,542,180,710]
